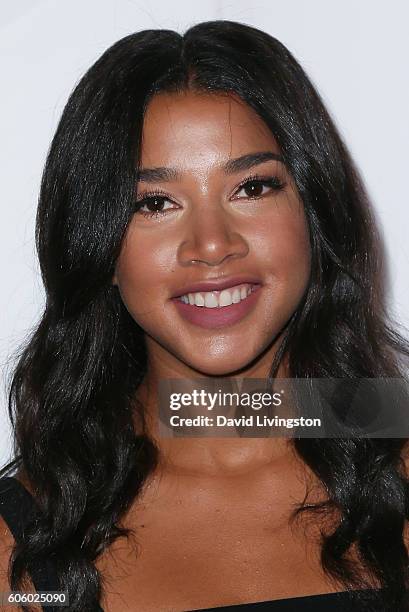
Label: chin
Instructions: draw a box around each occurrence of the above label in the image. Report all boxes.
[180,353,259,378]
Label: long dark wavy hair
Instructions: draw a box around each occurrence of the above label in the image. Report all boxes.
[2,19,409,611]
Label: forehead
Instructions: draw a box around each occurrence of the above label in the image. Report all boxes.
[140,90,280,169]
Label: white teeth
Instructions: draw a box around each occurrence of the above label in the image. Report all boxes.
[219,289,233,307]
[179,283,256,308]
[232,288,241,304]
[204,293,218,308]
[193,293,205,306]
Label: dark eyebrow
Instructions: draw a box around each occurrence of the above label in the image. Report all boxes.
[224,151,285,174]
[136,151,285,183]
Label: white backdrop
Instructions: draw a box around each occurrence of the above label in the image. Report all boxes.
[1,0,408,466]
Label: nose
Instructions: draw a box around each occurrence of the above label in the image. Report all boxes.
[177,204,249,267]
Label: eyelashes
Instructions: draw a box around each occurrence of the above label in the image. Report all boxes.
[133,174,286,219]
[233,174,285,200]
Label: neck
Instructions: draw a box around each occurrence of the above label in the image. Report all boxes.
[134,352,293,478]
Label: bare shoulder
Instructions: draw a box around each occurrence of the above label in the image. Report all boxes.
[0,514,18,611]
[0,469,35,579]
[0,472,41,610]
[0,513,14,574]
[0,517,41,611]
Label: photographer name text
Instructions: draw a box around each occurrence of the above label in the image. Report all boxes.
[168,414,321,429]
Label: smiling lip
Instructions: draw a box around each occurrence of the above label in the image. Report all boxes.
[171,275,263,298]
[170,284,262,329]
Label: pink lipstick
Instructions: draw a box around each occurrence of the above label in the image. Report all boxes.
[171,283,262,329]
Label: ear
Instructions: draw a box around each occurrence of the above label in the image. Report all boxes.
[112,272,118,286]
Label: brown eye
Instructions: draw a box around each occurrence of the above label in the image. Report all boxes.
[144,197,166,212]
[234,176,285,200]
[134,195,176,218]
[243,181,265,197]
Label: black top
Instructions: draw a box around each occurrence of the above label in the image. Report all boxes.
[0,476,393,611]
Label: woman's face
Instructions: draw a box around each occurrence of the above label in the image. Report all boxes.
[114,90,311,377]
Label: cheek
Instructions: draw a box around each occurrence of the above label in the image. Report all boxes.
[114,230,175,319]
[256,209,311,289]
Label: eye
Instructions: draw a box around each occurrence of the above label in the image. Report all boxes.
[233,175,285,200]
[134,175,286,219]
[134,193,177,218]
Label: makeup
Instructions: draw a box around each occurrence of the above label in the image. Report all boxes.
[170,284,262,329]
